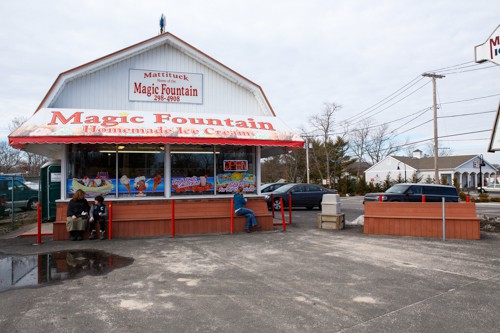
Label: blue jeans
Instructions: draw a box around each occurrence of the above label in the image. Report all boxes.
[236,208,257,230]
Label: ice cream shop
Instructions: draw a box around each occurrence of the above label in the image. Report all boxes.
[9,32,303,239]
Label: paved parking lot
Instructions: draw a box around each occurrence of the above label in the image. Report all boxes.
[1,207,500,333]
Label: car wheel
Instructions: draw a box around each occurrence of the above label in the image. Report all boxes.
[273,199,281,211]
[28,198,38,211]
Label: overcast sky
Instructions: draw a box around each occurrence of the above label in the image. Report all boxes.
[1,1,499,162]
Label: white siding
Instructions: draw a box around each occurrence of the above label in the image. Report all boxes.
[365,157,416,184]
[50,44,266,116]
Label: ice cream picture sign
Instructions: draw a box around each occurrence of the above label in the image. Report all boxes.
[67,174,164,197]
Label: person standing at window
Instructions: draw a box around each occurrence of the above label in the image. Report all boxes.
[234,187,259,233]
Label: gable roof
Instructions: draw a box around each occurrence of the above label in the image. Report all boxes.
[36,32,275,116]
[9,32,305,153]
[393,155,477,170]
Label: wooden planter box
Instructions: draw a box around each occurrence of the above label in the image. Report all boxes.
[364,202,480,240]
[53,197,273,240]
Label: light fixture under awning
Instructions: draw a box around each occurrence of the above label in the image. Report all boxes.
[9,108,304,149]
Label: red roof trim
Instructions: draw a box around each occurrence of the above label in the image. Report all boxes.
[9,136,304,149]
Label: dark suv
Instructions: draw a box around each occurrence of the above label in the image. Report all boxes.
[0,179,39,211]
[364,183,459,203]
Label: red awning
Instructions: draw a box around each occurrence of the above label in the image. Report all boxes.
[9,108,304,149]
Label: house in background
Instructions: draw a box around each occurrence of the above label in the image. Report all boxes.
[364,150,498,190]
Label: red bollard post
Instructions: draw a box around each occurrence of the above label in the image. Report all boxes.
[230,198,234,234]
[271,194,275,218]
[466,196,470,202]
[171,200,175,237]
[280,198,286,232]
[422,195,426,203]
[378,194,382,202]
[37,202,41,244]
[108,201,113,240]
[288,193,292,225]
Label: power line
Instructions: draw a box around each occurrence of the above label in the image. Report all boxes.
[439,93,500,105]
[340,76,424,123]
[441,138,490,142]
[439,64,499,75]
[438,110,496,119]
[394,119,433,136]
[426,61,475,73]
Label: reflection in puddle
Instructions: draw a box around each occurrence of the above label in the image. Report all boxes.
[0,250,133,292]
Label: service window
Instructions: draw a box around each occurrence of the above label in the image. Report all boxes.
[215,146,256,194]
[66,144,165,198]
[170,145,215,196]
[66,144,117,199]
[117,145,165,197]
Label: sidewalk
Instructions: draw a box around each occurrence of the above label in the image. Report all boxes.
[0,222,53,239]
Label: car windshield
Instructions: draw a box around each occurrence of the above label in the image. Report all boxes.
[273,184,295,193]
[386,184,410,194]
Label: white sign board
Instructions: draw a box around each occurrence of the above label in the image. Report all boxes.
[475,24,500,65]
[129,69,203,104]
[50,172,62,182]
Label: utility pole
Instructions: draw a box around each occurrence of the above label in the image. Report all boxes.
[422,72,445,184]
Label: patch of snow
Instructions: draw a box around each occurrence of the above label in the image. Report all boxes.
[346,215,364,226]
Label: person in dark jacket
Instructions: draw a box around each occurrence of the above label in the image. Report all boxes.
[66,189,90,241]
[234,187,259,233]
[89,195,108,240]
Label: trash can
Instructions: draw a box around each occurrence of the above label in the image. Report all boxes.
[321,194,341,215]
[40,161,61,222]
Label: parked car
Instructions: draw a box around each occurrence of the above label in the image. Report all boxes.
[264,183,337,210]
[0,179,39,211]
[261,182,288,193]
[363,183,459,203]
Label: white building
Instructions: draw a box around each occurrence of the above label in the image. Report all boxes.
[365,152,497,189]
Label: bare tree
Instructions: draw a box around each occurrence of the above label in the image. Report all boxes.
[365,124,401,164]
[423,143,453,157]
[309,102,342,186]
[349,118,372,177]
[0,142,24,173]
[7,116,49,176]
[8,116,28,132]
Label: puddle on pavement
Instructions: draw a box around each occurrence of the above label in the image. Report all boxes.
[0,250,134,293]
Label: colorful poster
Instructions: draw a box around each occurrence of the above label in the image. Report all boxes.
[67,174,165,197]
[171,176,215,193]
[119,174,164,196]
[216,172,256,193]
[67,174,115,197]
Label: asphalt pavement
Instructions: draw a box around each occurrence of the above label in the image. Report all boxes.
[1,201,500,332]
